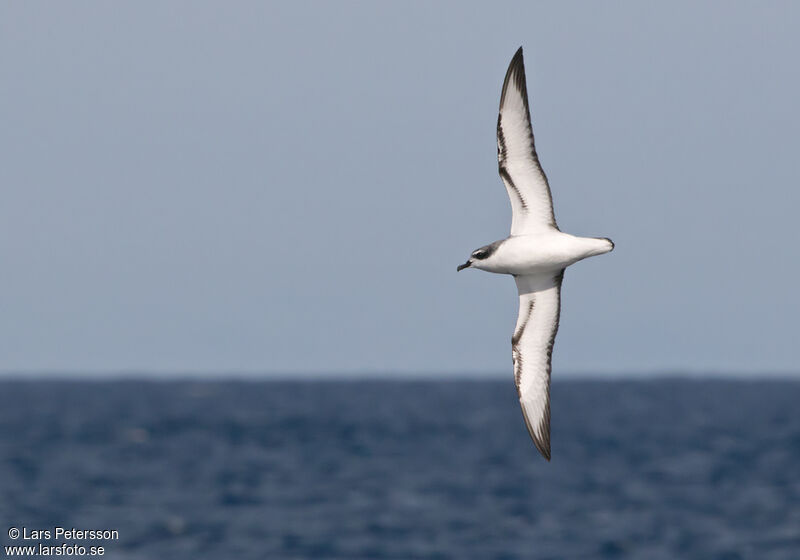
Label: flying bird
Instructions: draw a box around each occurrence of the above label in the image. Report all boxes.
[458,47,614,460]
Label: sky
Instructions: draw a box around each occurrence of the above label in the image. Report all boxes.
[1,2,799,377]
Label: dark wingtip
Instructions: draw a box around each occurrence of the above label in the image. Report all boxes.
[508,46,525,74]
[520,401,551,461]
[533,433,551,461]
[500,46,529,111]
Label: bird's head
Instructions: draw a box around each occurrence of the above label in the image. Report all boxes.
[457,242,501,272]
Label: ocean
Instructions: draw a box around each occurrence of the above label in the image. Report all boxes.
[1,379,798,559]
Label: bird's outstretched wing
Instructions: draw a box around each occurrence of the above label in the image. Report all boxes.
[497,47,558,235]
[513,271,564,460]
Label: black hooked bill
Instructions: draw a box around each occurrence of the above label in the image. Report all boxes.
[457,260,471,271]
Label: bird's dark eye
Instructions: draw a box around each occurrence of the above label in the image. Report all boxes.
[473,251,488,260]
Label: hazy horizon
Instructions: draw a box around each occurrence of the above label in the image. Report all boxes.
[1,369,798,381]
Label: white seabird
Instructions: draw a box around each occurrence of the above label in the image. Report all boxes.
[458,47,614,461]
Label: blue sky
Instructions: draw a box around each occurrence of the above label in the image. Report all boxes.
[1,2,799,377]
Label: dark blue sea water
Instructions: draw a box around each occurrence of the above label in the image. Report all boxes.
[0,379,798,559]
